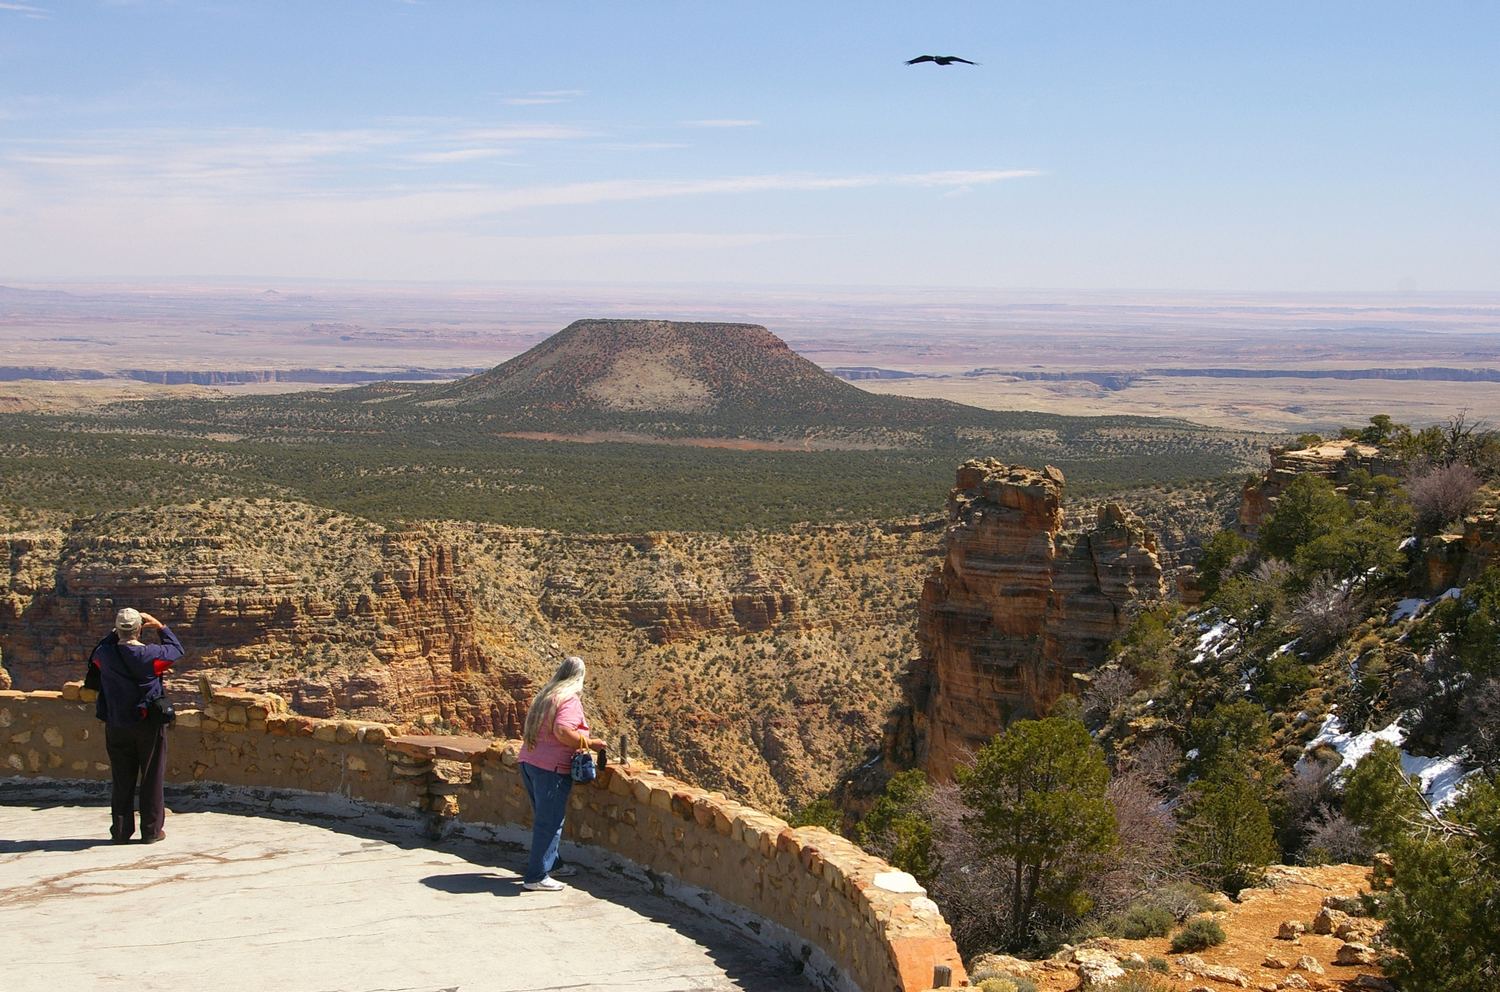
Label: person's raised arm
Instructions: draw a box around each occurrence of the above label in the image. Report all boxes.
[152,625,185,665]
[128,613,184,677]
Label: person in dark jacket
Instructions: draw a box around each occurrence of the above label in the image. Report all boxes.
[89,607,184,843]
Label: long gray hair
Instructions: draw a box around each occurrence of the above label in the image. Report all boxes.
[522,655,586,749]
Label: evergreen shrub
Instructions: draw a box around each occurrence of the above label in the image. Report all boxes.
[1169,917,1226,953]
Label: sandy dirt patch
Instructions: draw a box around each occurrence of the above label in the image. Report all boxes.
[1021,864,1387,991]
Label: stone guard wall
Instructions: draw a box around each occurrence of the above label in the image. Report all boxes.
[0,683,966,992]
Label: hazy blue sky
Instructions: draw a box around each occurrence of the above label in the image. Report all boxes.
[1,2,1496,290]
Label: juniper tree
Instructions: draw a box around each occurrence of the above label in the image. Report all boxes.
[1258,473,1351,561]
[958,717,1118,949]
[855,768,935,883]
[1342,740,1426,851]
[1178,760,1279,892]
[1197,529,1251,599]
[1345,744,1500,992]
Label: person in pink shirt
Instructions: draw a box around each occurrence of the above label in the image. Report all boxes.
[517,655,606,891]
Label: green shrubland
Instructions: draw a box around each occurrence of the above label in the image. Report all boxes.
[837,413,1499,966]
[0,391,1266,532]
[1168,916,1227,953]
[1345,744,1500,992]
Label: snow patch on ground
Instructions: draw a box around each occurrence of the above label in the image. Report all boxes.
[1190,619,1231,665]
[1304,711,1479,808]
[1390,587,1461,624]
[1390,598,1425,623]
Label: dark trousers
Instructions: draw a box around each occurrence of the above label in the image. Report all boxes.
[105,721,167,841]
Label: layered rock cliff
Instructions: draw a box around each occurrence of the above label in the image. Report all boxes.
[535,536,802,643]
[1237,439,1400,538]
[903,460,1166,780]
[0,499,938,811]
[0,503,544,737]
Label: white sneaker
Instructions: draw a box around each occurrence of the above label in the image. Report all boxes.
[523,877,566,892]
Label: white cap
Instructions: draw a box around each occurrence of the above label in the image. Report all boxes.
[115,607,142,636]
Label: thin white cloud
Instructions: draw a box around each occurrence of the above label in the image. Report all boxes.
[430,168,1042,215]
[405,148,515,164]
[1,114,1040,279]
[596,142,691,152]
[5,123,598,193]
[453,124,596,142]
[682,119,761,128]
[7,154,1040,223]
[502,89,586,107]
[0,1,47,16]
[183,169,1040,229]
[12,152,141,169]
[474,232,818,250]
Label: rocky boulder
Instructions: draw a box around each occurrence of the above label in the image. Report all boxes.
[1176,955,1252,987]
[1335,942,1380,966]
[1070,948,1125,988]
[1312,906,1349,935]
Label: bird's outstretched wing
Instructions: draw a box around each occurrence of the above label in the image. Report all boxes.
[905,55,937,64]
[947,57,978,65]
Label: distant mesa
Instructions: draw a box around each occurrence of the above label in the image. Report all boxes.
[402,318,992,438]
[829,366,923,381]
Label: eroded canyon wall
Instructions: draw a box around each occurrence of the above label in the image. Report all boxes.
[0,499,937,811]
[908,460,1166,779]
[0,505,541,736]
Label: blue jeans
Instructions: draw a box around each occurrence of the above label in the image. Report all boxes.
[521,762,574,883]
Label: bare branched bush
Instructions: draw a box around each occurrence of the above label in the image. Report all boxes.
[1126,736,1183,789]
[1436,412,1493,470]
[1297,806,1371,865]
[1224,547,1254,578]
[1089,770,1181,915]
[1082,666,1138,724]
[1407,461,1481,536]
[1291,572,1366,651]
[1251,558,1294,586]
[1471,677,1500,775]
[1279,755,1339,852]
[924,783,1017,956]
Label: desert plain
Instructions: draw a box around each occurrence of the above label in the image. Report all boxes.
[4,282,1500,433]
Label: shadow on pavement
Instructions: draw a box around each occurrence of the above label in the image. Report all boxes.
[420,870,519,895]
[3,778,815,991]
[0,838,118,853]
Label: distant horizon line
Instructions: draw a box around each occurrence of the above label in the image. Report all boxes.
[5,276,1500,301]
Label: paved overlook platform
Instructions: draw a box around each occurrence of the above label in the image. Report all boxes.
[0,783,817,992]
[1,686,966,992]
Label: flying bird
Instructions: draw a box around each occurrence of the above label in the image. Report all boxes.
[906,55,978,66]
